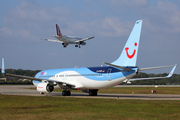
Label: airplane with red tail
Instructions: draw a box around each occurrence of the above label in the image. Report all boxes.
[43,24,94,48]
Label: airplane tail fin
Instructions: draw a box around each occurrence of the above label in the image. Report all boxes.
[56,24,62,37]
[111,20,142,66]
[1,58,5,74]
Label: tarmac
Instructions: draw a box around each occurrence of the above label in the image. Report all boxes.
[0,85,180,100]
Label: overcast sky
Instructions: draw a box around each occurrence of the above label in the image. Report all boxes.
[0,0,180,74]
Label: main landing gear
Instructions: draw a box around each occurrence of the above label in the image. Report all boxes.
[62,90,71,96]
[61,89,98,96]
[89,90,98,96]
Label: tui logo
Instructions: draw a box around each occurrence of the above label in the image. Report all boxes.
[125,42,137,59]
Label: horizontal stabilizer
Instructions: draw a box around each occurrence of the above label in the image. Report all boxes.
[43,38,62,43]
[128,64,177,82]
[103,62,133,71]
[139,65,175,71]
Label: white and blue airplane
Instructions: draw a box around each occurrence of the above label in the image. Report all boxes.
[43,24,94,48]
[2,20,177,96]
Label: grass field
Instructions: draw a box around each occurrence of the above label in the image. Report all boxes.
[50,87,180,94]
[0,95,180,120]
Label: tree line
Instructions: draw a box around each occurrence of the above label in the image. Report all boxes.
[0,69,180,85]
[0,69,40,85]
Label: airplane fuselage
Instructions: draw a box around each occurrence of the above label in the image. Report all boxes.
[33,66,138,90]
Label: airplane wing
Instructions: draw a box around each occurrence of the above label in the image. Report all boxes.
[43,38,62,43]
[126,64,177,82]
[4,73,75,87]
[75,36,94,43]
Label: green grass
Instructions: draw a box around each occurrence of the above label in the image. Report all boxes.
[49,87,180,94]
[0,95,180,120]
[99,87,180,94]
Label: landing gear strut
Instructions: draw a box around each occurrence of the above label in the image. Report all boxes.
[62,90,71,96]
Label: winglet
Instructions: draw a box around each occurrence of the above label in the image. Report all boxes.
[1,58,5,74]
[56,24,62,37]
[166,64,177,78]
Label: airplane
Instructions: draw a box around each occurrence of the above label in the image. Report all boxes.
[1,20,177,96]
[43,24,94,48]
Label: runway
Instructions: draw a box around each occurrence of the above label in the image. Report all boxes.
[0,85,180,100]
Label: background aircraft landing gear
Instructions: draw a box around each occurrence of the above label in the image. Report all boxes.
[62,90,71,96]
[75,44,81,48]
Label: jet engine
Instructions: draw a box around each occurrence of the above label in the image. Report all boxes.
[80,41,86,45]
[37,83,54,93]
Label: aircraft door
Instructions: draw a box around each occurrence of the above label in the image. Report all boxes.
[62,73,68,80]
[107,69,112,81]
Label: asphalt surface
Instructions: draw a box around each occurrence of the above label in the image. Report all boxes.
[0,85,180,100]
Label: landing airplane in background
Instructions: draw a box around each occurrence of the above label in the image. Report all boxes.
[43,24,94,48]
[2,20,177,96]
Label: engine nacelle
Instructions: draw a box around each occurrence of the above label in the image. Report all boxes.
[37,83,54,93]
[80,41,86,45]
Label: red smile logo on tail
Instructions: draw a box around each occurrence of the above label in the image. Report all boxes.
[125,42,137,59]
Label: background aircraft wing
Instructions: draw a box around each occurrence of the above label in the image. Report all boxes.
[75,36,94,43]
[127,64,177,82]
[43,38,62,43]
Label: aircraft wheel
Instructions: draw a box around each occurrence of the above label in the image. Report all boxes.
[93,91,97,96]
[89,90,98,96]
[62,90,67,96]
[75,45,78,47]
[89,91,93,96]
[66,91,71,96]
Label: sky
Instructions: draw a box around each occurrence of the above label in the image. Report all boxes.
[0,0,180,74]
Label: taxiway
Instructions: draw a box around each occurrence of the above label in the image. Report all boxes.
[0,85,180,100]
